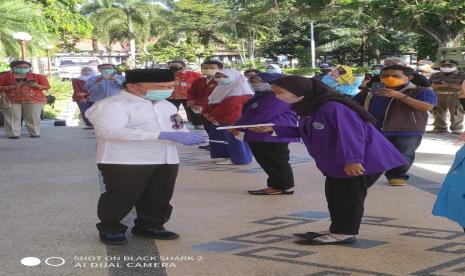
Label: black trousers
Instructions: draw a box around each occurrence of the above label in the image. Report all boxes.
[168,99,203,126]
[385,135,422,180]
[248,142,294,190]
[96,164,179,234]
[325,173,381,235]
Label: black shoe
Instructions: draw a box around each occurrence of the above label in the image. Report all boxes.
[30,135,41,138]
[293,231,325,239]
[8,136,20,139]
[83,126,94,130]
[99,232,128,245]
[131,227,180,240]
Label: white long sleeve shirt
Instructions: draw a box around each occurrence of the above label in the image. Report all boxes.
[86,91,188,164]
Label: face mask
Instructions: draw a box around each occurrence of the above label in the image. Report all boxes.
[101,69,115,77]
[216,77,233,85]
[143,90,173,101]
[266,68,280,74]
[440,67,456,73]
[381,76,406,87]
[371,69,381,75]
[201,69,219,77]
[13,68,31,74]
[251,83,271,92]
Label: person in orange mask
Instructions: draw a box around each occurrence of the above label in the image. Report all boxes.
[352,65,437,186]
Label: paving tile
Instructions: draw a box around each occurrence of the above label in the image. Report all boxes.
[191,242,251,252]
[288,211,330,220]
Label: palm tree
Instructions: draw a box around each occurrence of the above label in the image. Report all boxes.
[0,0,51,59]
[80,0,115,52]
[81,0,167,68]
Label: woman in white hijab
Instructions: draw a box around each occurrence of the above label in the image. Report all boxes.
[72,67,97,129]
[202,69,254,165]
[265,64,283,74]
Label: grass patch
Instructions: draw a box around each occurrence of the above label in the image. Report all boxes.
[43,77,73,119]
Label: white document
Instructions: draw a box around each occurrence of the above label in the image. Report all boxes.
[216,123,275,130]
[206,140,229,144]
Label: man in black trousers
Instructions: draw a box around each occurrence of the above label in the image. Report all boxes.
[86,69,205,245]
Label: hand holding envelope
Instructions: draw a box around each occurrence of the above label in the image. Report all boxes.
[246,126,274,133]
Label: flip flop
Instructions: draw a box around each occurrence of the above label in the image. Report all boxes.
[295,235,356,245]
[248,189,294,195]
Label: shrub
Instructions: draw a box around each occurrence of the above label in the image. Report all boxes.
[43,77,73,119]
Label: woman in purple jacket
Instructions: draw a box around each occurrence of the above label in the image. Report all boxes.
[248,76,406,245]
[234,73,299,195]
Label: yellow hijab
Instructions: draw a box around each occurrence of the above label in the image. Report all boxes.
[335,65,356,85]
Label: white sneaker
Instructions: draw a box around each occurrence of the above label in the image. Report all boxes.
[215,159,235,165]
[211,158,228,162]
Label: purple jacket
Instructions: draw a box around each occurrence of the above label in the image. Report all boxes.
[274,101,406,178]
[235,92,299,143]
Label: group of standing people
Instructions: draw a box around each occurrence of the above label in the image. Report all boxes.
[3,57,460,247]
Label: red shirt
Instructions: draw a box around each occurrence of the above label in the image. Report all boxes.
[203,95,251,125]
[0,71,50,104]
[187,77,218,108]
[169,70,203,99]
[71,79,90,102]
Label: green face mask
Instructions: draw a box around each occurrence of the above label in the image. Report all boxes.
[143,90,173,101]
[101,69,116,75]
[13,68,31,74]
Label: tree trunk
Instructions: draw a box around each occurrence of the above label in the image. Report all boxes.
[92,38,99,53]
[360,35,365,67]
[250,32,256,68]
[127,13,136,69]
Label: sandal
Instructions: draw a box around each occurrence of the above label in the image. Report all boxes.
[248,188,294,195]
[295,234,356,245]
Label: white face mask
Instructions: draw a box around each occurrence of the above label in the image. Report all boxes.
[440,67,456,73]
[251,82,271,92]
[216,77,234,85]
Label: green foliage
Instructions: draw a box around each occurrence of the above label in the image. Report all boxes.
[43,77,73,119]
[283,67,368,76]
[143,41,201,64]
[295,45,311,68]
[0,0,51,58]
[375,0,465,47]
[283,67,319,76]
[78,0,465,69]
[28,0,92,50]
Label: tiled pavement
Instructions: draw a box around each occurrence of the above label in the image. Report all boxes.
[0,122,464,276]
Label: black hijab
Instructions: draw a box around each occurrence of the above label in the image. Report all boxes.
[272,75,376,123]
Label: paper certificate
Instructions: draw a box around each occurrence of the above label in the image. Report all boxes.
[216,123,275,130]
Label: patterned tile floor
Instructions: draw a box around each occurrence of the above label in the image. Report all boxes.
[1,123,464,276]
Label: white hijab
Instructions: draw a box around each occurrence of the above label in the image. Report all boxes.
[208,69,254,105]
[78,67,97,81]
[265,64,283,74]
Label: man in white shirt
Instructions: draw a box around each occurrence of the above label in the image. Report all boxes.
[86,69,205,245]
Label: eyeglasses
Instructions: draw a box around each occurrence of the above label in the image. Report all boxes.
[170,114,184,129]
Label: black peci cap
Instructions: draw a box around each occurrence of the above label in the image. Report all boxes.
[10,60,32,68]
[125,69,175,83]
